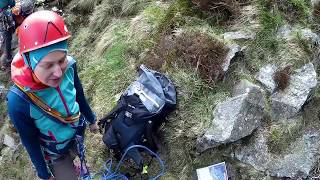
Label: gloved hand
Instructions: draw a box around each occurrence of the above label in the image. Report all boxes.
[89,122,99,133]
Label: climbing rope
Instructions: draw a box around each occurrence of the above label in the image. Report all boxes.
[95,145,165,180]
[75,134,165,180]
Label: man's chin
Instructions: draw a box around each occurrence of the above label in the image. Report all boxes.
[48,79,62,87]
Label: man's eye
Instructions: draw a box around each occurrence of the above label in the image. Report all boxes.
[59,59,66,64]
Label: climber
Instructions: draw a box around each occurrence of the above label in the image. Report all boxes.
[6,10,99,180]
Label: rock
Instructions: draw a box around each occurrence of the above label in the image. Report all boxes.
[299,28,320,46]
[0,83,5,98]
[234,128,271,171]
[197,87,265,152]
[312,0,320,7]
[223,31,255,41]
[221,44,241,73]
[235,128,320,178]
[3,134,15,149]
[233,79,262,97]
[277,25,292,40]
[255,64,277,93]
[269,131,320,178]
[271,63,317,120]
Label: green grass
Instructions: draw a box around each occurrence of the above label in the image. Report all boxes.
[0,147,36,180]
[287,0,311,25]
[267,117,305,155]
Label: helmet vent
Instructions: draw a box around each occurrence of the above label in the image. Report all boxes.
[44,21,64,43]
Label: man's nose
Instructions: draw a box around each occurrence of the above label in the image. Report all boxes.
[53,64,63,77]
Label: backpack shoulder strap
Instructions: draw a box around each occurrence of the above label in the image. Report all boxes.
[98,96,127,133]
[10,85,67,125]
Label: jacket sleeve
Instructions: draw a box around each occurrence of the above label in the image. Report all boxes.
[9,0,15,7]
[73,63,96,124]
[7,91,52,179]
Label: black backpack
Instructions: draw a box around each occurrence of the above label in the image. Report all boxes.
[98,65,177,167]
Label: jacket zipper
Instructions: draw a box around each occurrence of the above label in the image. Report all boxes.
[56,86,71,116]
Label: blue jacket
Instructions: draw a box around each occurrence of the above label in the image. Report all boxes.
[7,59,96,179]
[0,0,14,9]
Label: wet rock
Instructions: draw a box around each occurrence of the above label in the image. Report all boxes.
[271,63,317,120]
[255,64,277,93]
[223,31,255,41]
[197,87,265,152]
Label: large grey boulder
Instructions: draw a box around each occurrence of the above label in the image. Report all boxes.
[271,63,317,120]
[268,131,320,178]
[197,87,265,152]
[255,64,277,93]
[235,128,320,178]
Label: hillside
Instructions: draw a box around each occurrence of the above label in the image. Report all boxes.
[0,0,320,179]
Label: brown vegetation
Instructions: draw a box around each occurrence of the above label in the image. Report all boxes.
[174,32,228,84]
[273,65,293,91]
[143,31,229,85]
[191,0,241,24]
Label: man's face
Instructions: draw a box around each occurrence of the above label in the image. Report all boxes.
[34,51,67,87]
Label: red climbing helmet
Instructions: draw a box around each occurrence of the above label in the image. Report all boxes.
[18,10,71,54]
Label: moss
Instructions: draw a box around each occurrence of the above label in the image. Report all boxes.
[267,118,304,155]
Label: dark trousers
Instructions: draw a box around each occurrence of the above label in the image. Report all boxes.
[1,27,13,65]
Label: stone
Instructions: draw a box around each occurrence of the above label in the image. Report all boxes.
[0,83,4,95]
[223,31,255,41]
[271,63,317,120]
[233,79,262,97]
[277,25,292,40]
[234,128,271,171]
[255,64,277,93]
[197,87,265,152]
[221,44,241,73]
[3,134,15,149]
[235,128,320,178]
[299,28,320,46]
